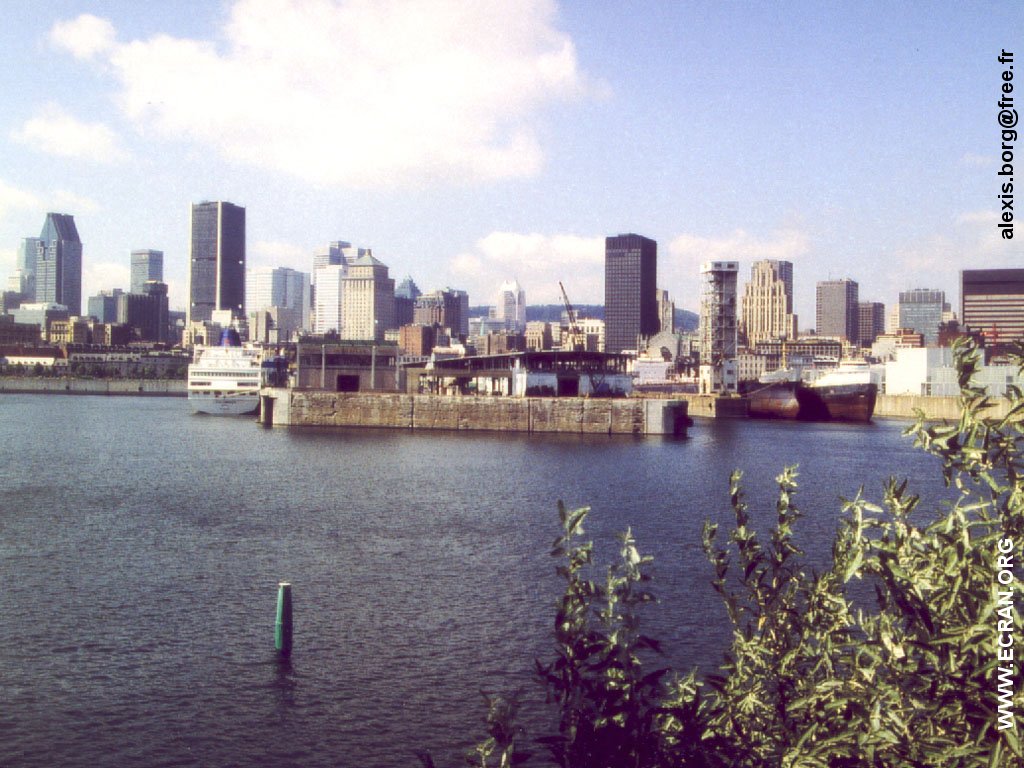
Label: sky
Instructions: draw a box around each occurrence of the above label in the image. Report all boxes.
[0,0,1020,326]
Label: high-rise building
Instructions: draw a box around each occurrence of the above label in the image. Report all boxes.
[246,266,310,339]
[961,268,1024,348]
[342,253,395,342]
[493,279,526,331]
[394,276,421,328]
[130,250,164,294]
[35,213,83,315]
[740,260,797,347]
[87,288,124,323]
[314,264,347,334]
[858,302,886,347]
[604,234,658,354]
[656,289,675,335]
[897,289,946,347]
[118,281,169,342]
[187,201,246,325]
[699,261,739,393]
[12,237,40,298]
[815,278,859,342]
[414,289,469,339]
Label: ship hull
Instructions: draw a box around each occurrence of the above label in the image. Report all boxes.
[748,381,801,419]
[795,382,877,422]
[188,391,260,415]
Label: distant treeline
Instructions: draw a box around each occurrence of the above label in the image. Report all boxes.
[469,305,699,332]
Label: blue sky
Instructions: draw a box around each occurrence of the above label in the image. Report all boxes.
[0,1,1020,325]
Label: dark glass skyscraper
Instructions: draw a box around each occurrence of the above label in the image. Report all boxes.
[604,233,658,354]
[961,268,1024,348]
[188,201,246,324]
[36,213,82,315]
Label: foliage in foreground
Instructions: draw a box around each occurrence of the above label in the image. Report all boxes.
[422,338,1024,767]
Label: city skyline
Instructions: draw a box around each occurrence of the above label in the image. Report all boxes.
[0,2,1020,322]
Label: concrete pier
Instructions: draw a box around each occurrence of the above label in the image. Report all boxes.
[258,389,688,436]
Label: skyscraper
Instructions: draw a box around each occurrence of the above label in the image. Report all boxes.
[13,237,40,298]
[858,301,886,347]
[815,278,859,342]
[493,279,526,331]
[35,213,82,315]
[342,253,395,342]
[740,260,797,347]
[314,264,347,334]
[394,276,421,328]
[961,268,1024,348]
[604,234,658,354]
[699,261,739,394]
[897,289,946,346]
[187,201,246,325]
[131,249,164,294]
[246,266,311,339]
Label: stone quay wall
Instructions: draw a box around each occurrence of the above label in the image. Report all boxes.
[262,389,688,436]
[874,394,1015,421]
[0,377,187,397]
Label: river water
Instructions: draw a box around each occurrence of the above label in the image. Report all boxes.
[0,395,946,767]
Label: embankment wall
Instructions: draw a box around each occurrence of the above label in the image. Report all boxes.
[0,377,187,396]
[263,390,687,435]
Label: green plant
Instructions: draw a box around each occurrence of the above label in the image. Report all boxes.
[429,337,1022,767]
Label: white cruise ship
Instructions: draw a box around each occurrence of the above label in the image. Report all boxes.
[187,330,262,415]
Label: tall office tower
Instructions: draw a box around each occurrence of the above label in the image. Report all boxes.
[394,276,421,327]
[35,213,83,315]
[858,301,886,347]
[451,289,470,338]
[342,253,395,341]
[656,289,675,335]
[740,259,797,347]
[886,304,901,333]
[87,288,124,323]
[14,237,40,298]
[815,278,859,342]
[493,279,526,331]
[118,281,169,342]
[699,261,739,394]
[897,288,946,347]
[187,201,246,325]
[961,268,1024,348]
[246,266,311,339]
[130,249,164,294]
[604,234,658,354]
[314,264,347,334]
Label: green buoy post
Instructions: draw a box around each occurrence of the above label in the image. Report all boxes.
[275,581,293,657]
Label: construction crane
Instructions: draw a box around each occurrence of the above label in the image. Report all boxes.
[558,281,607,395]
[558,281,584,352]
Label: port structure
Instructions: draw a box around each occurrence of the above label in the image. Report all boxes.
[699,261,739,395]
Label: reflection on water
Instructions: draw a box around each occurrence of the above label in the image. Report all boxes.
[0,395,940,767]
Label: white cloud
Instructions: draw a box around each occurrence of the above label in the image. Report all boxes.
[50,189,101,214]
[0,179,41,222]
[449,230,604,306]
[11,103,128,163]
[50,13,117,60]
[50,0,594,187]
[82,260,130,301]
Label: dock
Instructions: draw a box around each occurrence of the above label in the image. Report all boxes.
[258,388,688,436]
